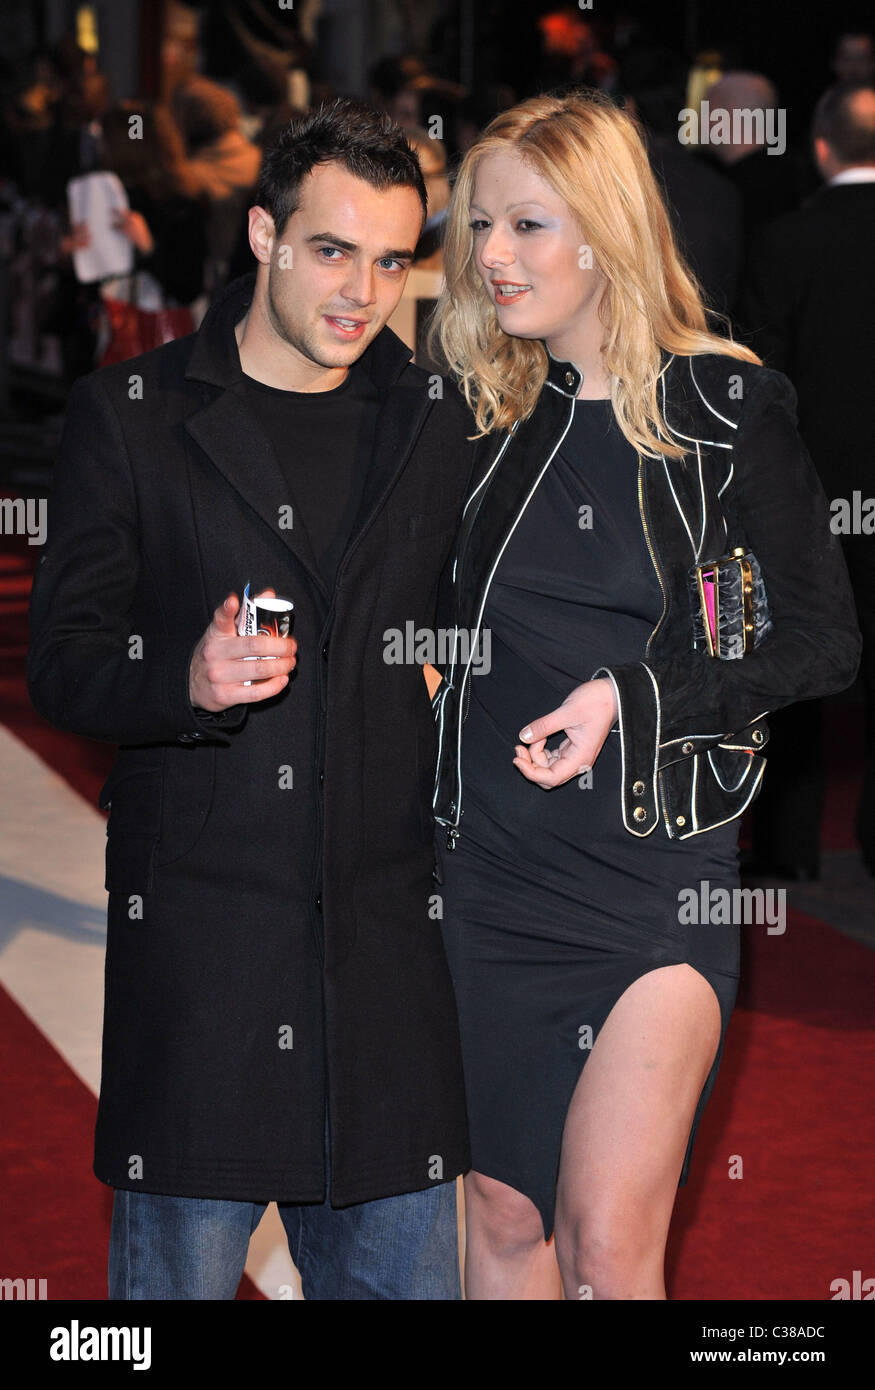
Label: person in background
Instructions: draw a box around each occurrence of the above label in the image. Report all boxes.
[223,103,308,288]
[619,47,743,320]
[699,72,801,243]
[98,100,207,312]
[405,128,451,269]
[171,76,261,303]
[455,85,517,157]
[831,31,874,90]
[369,55,429,131]
[740,85,875,879]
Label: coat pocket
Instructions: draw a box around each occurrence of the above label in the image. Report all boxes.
[105,831,158,895]
[103,767,162,895]
[661,746,767,838]
[689,746,767,832]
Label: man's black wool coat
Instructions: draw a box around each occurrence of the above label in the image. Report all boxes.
[27,272,475,1206]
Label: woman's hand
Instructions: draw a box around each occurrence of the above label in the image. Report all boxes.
[60,221,90,257]
[513,677,618,788]
[111,207,154,254]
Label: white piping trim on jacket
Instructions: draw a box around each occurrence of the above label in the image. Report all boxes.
[663,457,697,558]
[717,459,733,547]
[544,378,578,398]
[695,440,706,560]
[446,405,577,828]
[659,368,733,450]
[661,732,728,747]
[593,666,651,837]
[707,747,756,792]
[690,750,700,830]
[675,758,765,838]
[689,355,739,430]
[432,675,452,805]
[452,432,514,584]
[642,662,662,833]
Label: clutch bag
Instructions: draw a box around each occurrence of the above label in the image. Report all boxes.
[689,546,773,659]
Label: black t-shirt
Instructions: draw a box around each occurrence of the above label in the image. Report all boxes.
[237,362,381,591]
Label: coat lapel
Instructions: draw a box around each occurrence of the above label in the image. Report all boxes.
[184,385,327,597]
[337,374,433,572]
[182,271,426,598]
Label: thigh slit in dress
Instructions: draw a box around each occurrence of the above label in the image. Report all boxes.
[439,398,740,1241]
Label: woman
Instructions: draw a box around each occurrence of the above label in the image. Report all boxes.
[428,90,861,1299]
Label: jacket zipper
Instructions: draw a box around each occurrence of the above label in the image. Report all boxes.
[638,454,672,833]
[637,455,668,658]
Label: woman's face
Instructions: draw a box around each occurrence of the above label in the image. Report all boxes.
[468,149,607,348]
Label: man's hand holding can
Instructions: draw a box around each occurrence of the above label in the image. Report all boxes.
[189,590,297,711]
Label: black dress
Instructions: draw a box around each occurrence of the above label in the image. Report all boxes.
[439,398,741,1240]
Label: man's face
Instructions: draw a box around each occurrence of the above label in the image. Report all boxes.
[257,162,423,371]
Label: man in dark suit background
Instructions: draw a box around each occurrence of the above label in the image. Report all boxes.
[618,47,744,321]
[740,84,875,876]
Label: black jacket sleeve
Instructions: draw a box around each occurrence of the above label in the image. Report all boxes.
[27,371,246,746]
[590,368,862,768]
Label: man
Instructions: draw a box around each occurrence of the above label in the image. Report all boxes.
[697,72,801,244]
[27,99,474,1299]
[739,85,875,877]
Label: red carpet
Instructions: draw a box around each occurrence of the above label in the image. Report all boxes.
[2,499,872,1299]
[0,984,264,1299]
[666,911,874,1298]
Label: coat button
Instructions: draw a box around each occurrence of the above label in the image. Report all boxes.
[676,815,686,826]
[752,729,764,744]
[315,894,322,912]
[633,806,646,822]
[632,780,645,796]
[319,770,324,786]
[321,642,329,660]
[564,370,575,386]
[682,741,694,754]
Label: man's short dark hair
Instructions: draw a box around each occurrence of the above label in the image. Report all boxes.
[255,97,428,234]
[813,84,875,165]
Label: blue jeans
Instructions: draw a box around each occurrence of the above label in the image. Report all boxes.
[108,1121,460,1300]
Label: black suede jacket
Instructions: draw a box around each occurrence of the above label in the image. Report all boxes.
[432,349,862,849]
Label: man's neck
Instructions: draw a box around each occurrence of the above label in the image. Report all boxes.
[234,309,350,394]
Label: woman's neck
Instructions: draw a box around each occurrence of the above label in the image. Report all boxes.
[546,325,611,400]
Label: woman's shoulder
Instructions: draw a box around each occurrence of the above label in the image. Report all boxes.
[665,350,798,432]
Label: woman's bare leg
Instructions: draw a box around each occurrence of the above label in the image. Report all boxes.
[462,1171,562,1300]
[554,963,722,1300]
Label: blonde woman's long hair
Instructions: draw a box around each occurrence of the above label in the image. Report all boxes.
[431,89,760,458]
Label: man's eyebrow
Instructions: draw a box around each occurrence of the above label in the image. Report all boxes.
[306,232,416,259]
